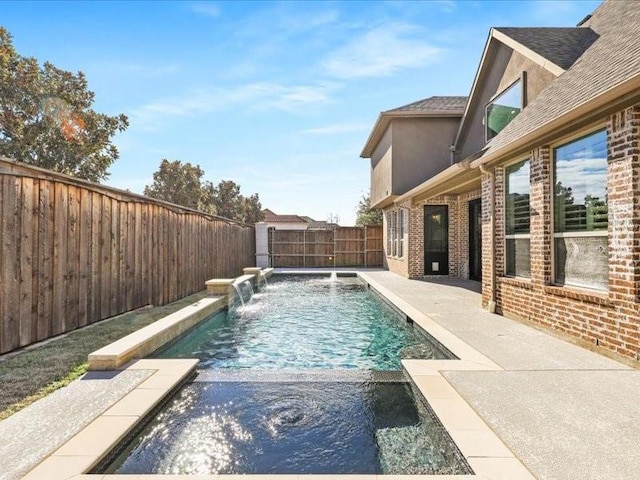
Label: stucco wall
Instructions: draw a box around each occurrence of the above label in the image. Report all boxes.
[370,126,393,207]
[458,44,558,160]
[392,117,460,194]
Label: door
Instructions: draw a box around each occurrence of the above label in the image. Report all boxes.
[424,205,448,275]
[469,199,482,281]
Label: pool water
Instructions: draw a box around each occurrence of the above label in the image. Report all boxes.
[97,274,469,475]
[157,275,454,370]
[103,372,470,475]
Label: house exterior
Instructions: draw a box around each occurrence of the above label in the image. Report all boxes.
[362,0,640,364]
[360,96,468,276]
[262,209,312,230]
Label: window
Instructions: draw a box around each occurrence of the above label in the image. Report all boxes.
[397,209,404,258]
[386,211,394,256]
[505,159,530,277]
[386,209,405,258]
[486,80,522,141]
[553,129,608,290]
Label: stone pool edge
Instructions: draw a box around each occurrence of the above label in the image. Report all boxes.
[23,268,534,480]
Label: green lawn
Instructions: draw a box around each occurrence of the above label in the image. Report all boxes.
[0,291,208,421]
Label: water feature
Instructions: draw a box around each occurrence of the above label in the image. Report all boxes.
[242,279,254,298]
[231,282,245,307]
[329,271,338,282]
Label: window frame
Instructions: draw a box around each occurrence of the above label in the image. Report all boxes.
[503,157,531,278]
[550,126,609,291]
[484,75,526,143]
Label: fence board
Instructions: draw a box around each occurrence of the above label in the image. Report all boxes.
[1,176,20,352]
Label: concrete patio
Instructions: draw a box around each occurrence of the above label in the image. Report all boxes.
[363,270,639,480]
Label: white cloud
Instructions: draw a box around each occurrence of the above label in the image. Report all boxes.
[130,82,338,130]
[189,2,221,18]
[322,23,443,79]
[303,122,370,135]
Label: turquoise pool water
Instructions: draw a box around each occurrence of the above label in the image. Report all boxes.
[102,371,471,475]
[97,274,468,475]
[157,275,453,370]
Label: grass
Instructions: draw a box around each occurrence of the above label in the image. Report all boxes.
[0,291,208,421]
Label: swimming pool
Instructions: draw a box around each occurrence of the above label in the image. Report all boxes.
[156,274,454,370]
[96,273,468,475]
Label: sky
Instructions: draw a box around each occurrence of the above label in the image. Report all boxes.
[2,0,601,225]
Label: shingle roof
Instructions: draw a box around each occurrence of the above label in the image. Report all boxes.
[494,27,599,70]
[262,209,307,223]
[387,96,468,114]
[484,0,640,157]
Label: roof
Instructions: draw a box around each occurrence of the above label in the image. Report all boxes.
[262,209,307,223]
[386,96,468,113]
[361,96,467,158]
[494,27,599,71]
[480,0,640,161]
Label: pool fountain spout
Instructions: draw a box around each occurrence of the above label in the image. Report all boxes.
[329,271,338,282]
[232,282,246,307]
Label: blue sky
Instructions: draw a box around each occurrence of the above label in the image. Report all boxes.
[3,0,600,224]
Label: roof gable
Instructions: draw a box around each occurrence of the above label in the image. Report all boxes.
[453,24,598,155]
[478,0,640,163]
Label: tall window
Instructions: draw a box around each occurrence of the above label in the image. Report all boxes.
[553,129,608,290]
[486,80,522,141]
[386,209,404,258]
[397,209,404,258]
[386,211,394,256]
[505,159,530,277]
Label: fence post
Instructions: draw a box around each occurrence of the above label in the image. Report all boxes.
[255,222,269,268]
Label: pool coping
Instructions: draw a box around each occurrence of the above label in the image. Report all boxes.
[22,269,535,480]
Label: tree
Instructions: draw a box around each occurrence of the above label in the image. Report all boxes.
[144,162,264,224]
[143,159,205,210]
[240,193,264,224]
[0,27,128,182]
[206,180,264,224]
[355,192,383,226]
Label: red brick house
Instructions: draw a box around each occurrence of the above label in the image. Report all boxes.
[362,0,640,363]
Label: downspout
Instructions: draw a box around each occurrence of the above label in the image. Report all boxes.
[479,164,497,313]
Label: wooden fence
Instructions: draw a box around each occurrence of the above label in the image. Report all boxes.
[268,226,383,268]
[0,159,255,354]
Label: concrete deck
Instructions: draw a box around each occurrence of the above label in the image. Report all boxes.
[363,271,638,480]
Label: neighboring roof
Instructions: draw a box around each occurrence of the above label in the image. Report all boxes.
[493,27,599,71]
[361,96,467,158]
[262,209,307,223]
[478,0,640,162]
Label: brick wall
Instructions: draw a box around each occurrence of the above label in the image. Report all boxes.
[407,190,481,280]
[486,104,640,363]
